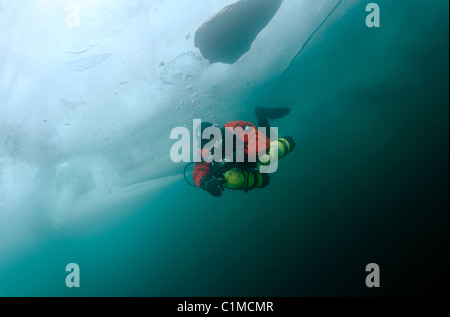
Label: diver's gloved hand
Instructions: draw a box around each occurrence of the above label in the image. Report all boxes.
[200,175,224,198]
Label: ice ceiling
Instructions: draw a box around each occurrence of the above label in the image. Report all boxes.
[0,0,354,254]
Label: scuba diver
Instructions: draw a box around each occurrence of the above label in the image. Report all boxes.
[186,107,296,197]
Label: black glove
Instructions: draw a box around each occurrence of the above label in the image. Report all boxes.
[200,175,224,197]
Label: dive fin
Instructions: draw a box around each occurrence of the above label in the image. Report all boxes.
[255,106,291,119]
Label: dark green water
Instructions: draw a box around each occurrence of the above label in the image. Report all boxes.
[0,0,448,296]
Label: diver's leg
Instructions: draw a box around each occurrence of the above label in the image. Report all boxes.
[255,106,271,129]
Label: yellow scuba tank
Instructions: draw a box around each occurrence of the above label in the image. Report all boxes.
[259,136,296,166]
[223,169,266,191]
[222,136,295,192]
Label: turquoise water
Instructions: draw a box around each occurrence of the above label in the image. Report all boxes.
[0,0,448,296]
